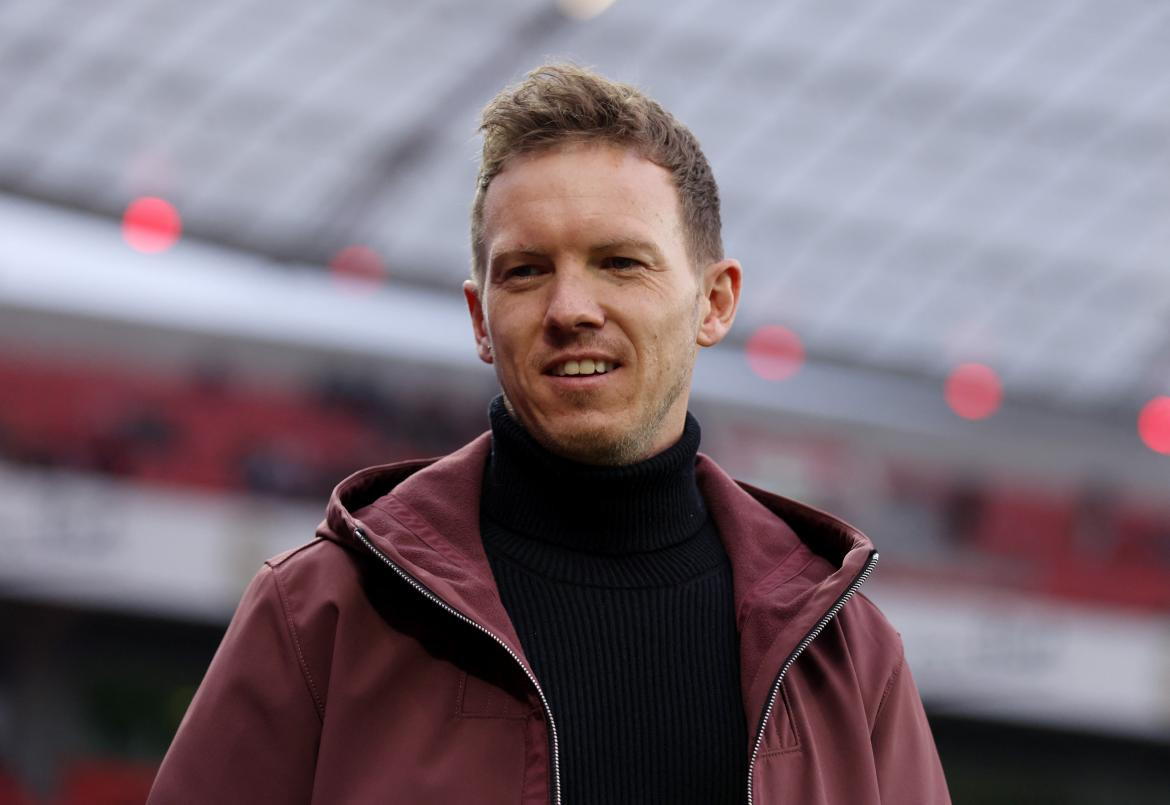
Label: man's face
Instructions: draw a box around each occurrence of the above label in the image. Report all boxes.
[464,141,739,465]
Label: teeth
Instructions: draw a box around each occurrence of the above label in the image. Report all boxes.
[552,360,613,377]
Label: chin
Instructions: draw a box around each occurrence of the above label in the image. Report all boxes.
[538,420,648,467]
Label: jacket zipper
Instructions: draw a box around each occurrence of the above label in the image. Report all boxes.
[746,549,879,804]
[353,526,562,805]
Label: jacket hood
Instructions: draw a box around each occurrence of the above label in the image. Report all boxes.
[315,431,878,724]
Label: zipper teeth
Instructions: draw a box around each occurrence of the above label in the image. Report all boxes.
[746,550,879,805]
[353,526,562,805]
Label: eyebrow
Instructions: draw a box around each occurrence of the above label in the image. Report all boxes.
[592,237,666,263]
[488,247,547,276]
[489,238,666,270]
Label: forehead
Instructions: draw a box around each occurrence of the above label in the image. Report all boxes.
[481,142,684,250]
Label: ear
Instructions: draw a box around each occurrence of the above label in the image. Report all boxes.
[463,280,494,364]
[696,258,742,347]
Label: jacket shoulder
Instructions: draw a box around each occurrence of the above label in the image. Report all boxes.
[265,536,334,567]
[843,597,949,799]
[850,591,902,640]
[255,537,373,633]
[251,538,371,715]
[838,591,905,667]
[262,536,365,583]
[833,591,907,731]
[261,538,366,609]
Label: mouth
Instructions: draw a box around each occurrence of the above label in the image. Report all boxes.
[546,358,619,377]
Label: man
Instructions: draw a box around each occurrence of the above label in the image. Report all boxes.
[150,64,949,804]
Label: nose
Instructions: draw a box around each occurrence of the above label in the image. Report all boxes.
[542,267,605,333]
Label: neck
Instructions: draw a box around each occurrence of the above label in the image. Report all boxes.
[482,396,707,555]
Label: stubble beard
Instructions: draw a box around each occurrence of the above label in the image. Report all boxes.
[502,366,692,466]
[502,335,698,466]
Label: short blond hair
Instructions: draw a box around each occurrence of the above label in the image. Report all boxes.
[470,63,723,284]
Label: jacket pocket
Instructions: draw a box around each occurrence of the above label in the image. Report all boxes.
[759,682,801,756]
[457,670,532,719]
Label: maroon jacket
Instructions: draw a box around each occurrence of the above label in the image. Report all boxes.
[149,433,949,804]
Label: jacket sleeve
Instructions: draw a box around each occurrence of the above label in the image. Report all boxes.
[870,650,951,804]
[148,565,322,805]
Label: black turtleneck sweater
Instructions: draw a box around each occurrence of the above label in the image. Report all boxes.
[480,398,745,804]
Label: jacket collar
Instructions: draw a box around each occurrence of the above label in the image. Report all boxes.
[316,432,877,725]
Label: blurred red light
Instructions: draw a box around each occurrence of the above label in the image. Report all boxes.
[945,362,1002,420]
[746,325,805,381]
[329,245,386,286]
[122,197,181,253]
[1138,396,1170,454]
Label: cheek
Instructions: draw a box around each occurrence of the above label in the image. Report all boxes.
[490,329,535,378]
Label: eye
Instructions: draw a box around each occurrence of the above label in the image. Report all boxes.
[601,256,642,270]
[504,264,542,279]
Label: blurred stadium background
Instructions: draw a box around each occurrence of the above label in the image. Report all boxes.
[2,0,1169,802]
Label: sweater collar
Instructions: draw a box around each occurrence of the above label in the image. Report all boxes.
[480,396,708,554]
